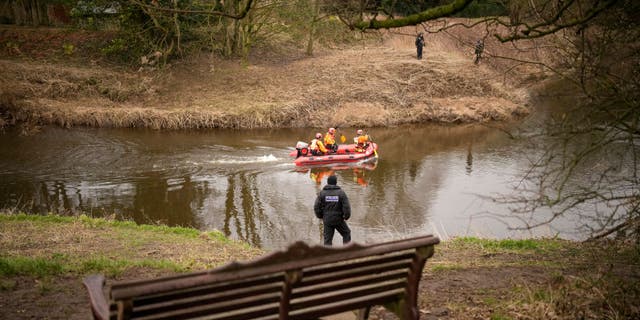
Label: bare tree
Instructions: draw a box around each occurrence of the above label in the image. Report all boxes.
[336,0,639,240]
[492,0,639,241]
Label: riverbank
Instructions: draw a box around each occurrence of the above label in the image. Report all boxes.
[0,20,537,131]
[1,212,638,319]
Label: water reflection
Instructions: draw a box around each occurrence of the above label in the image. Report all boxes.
[0,123,591,250]
[293,161,378,187]
[466,143,473,175]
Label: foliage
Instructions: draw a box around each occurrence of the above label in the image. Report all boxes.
[62,43,75,55]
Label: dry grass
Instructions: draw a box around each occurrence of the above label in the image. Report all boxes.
[0,19,540,130]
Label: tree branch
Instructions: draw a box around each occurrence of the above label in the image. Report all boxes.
[496,0,619,42]
[134,0,255,19]
[351,0,474,30]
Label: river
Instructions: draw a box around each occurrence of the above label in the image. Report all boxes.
[0,118,585,250]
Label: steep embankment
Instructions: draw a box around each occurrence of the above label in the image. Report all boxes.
[0,20,537,130]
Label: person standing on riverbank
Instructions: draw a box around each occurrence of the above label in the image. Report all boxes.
[314,175,351,246]
[415,32,425,60]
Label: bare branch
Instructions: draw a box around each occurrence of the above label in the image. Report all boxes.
[496,0,619,42]
[132,0,255,20]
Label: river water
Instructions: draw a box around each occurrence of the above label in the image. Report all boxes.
[0,118,584,250]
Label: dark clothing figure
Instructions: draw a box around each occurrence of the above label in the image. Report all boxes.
[415,33,425,60]
[474,40,484,64]
[314,175,351,246]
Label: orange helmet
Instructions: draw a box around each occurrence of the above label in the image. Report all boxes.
[328,128,336,134]
[356,129,363,135]
[315,133,322,139]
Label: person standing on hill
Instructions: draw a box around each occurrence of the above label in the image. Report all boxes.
[314,175,351,246]
[415,32,425,60]
[474,39,484,64]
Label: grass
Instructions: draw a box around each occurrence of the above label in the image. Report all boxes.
[449,236,564,253]
[0,212,262,278]
[427,236,573,273]
[0,248,191,277]
[0,256,65,277]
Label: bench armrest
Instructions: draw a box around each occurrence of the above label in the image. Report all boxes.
[83,274,110,320]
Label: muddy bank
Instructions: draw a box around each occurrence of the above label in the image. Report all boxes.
[0,22,534,130]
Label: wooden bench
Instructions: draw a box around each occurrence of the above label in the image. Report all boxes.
[84,235,440,320]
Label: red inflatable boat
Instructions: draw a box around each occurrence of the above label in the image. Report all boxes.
[289,141,379,166]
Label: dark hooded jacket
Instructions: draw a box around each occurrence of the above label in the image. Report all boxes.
[314,185,351,224]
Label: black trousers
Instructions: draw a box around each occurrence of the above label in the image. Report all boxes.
[323,220,351,246]
[417,46,423,59]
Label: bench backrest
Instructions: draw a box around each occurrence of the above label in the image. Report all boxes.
[85,235,439,320]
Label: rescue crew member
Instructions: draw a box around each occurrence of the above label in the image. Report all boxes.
[353,129,371,152]
[314,175,351,246]
[324,127,338,153]
[309,133,328,156]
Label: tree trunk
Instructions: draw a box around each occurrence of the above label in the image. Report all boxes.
[305,0,320,56]
[9,0,49,26]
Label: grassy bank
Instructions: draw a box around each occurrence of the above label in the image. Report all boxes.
[1,212,638,319]
[0,21,533,131]
[0,213,262,278]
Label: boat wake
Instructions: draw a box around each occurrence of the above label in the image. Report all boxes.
[208,154,279,165]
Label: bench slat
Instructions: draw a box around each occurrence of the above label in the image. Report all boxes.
[293,269,408,300]
[131,282,283,318]
[299,259,411,287]
[290,279,406,311]
[132,273,284,307]
[289,288,405,320]
[302,251,414,277]
[134,294,281,320]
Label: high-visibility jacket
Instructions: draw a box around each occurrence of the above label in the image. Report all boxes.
[354,135,370,152]
[324,133,336,146]
[310,138,328,154]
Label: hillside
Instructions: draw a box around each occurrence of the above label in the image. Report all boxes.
[0,20,540,130]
